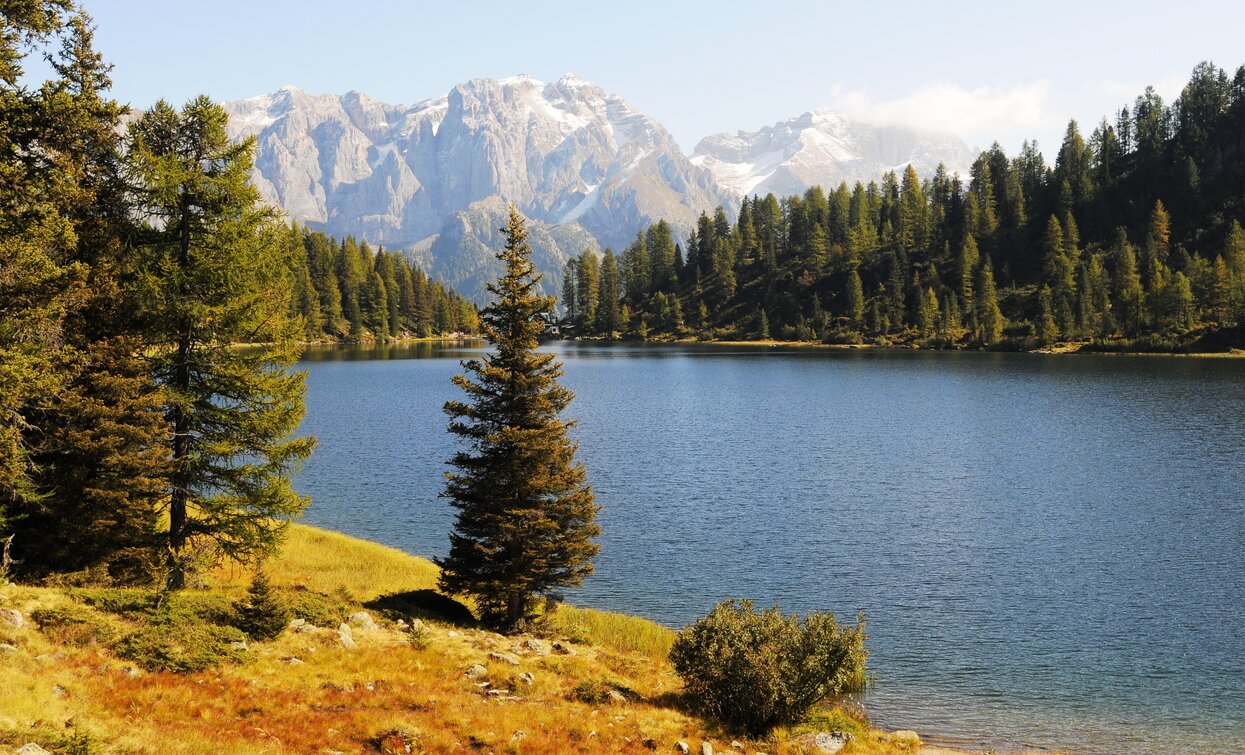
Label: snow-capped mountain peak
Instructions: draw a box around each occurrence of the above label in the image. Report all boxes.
[691,109,974,198]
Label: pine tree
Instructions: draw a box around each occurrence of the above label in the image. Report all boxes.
[596,251,620,336]
[126,97,315,588]
[576,250,600,329]
[233,567,289,640]
[0,4,90,526]
[846,265,865,331]
[1037,285,1059,344]
[977,256,1005,346]
[438,207,599,631]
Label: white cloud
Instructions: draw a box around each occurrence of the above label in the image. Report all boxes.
[826,80,1061,149]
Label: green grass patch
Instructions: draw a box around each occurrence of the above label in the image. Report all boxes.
[546,604,675,659]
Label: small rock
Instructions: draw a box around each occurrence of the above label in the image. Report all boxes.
[229,640,248,652]
[641,738,658,750]
[288,618,306,628]
[409,619,425,632]
[0,608,24,629]
[464,663,487,678]
[551,640,575,655]
[280,656,304,665]
[347,611,378,630]
[294,622,318,633]
[729,742,743,751]
[337,623,356,649]
[701,742,714,755]
[891,730,921,745]
[587,730,597,738]
[120,665,141,677]
[487,651,520,665]
[606,689,628,704]
[16,745,51,755]
[51,685,68,698]
[0,643,18,655]
[513,638,551,656]
[517,672,534,686]
[790,731,850,754]
[509,730,526,745]
[675,741,690,755]
[446,630,461,638]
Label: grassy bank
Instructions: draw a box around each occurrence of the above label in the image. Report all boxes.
[1,525,963,754]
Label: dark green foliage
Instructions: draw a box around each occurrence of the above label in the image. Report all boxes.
[284,228,478,342]
[438,207,600,631]
[669,599,868,737]
[555,61,1245,352]
[31,603,121,646]
[126,97,316,586]
[233,568,290,639]
[116,620,247,673]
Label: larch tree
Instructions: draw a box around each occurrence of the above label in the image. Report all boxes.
[438,206,599,631]
[126,96,315,588]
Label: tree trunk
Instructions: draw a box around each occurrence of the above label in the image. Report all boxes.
[167,197,193,589]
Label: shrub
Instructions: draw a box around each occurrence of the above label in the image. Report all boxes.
[669,599,867,736]
[116,620,247,672]
[70,588,160,617]
[233,569,289,639]
[30,605,120,647]
[289,586,353,627]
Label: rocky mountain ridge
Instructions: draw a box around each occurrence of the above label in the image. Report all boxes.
[223,76,973,300]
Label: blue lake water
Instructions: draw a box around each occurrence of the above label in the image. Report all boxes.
[293,341,1245,754]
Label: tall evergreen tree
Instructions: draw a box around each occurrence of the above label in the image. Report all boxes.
[977,256,1005,345]
[438,207,599,630]
[126,97,315,587]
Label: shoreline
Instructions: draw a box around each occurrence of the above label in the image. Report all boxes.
[0,522,985,754]
[550,334,1245,358]
[291,525,994,755]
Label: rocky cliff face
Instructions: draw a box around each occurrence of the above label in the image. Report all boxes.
[690,108,975,198]
[224,75,729,256]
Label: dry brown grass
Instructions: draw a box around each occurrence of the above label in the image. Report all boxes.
[0,525,958,754]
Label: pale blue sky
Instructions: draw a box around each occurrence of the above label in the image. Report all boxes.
[59,0,1245,155]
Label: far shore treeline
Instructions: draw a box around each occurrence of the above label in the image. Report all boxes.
[285,226,479,342]
[561,61,1245,352]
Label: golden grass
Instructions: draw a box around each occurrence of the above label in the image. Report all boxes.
[207,523,440,601]
[0,526,968,754]
[547,603,676,660]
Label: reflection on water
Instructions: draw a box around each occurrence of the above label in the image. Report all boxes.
[294,341,1245,754]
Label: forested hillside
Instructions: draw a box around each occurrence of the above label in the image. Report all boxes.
[563,62,1245,351]
[285,225,479,342]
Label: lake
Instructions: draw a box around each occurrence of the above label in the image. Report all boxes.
[294,341,1245,754]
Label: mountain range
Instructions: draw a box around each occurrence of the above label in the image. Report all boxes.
[223,75,974,300]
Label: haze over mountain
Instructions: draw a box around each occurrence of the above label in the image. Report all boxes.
[223,75,973,300]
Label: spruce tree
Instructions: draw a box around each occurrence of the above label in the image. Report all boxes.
[438,207,599,631]
[126,97,315,588]
[233,567,289,640]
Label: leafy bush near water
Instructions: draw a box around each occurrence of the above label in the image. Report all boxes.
[669,599,867,736]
